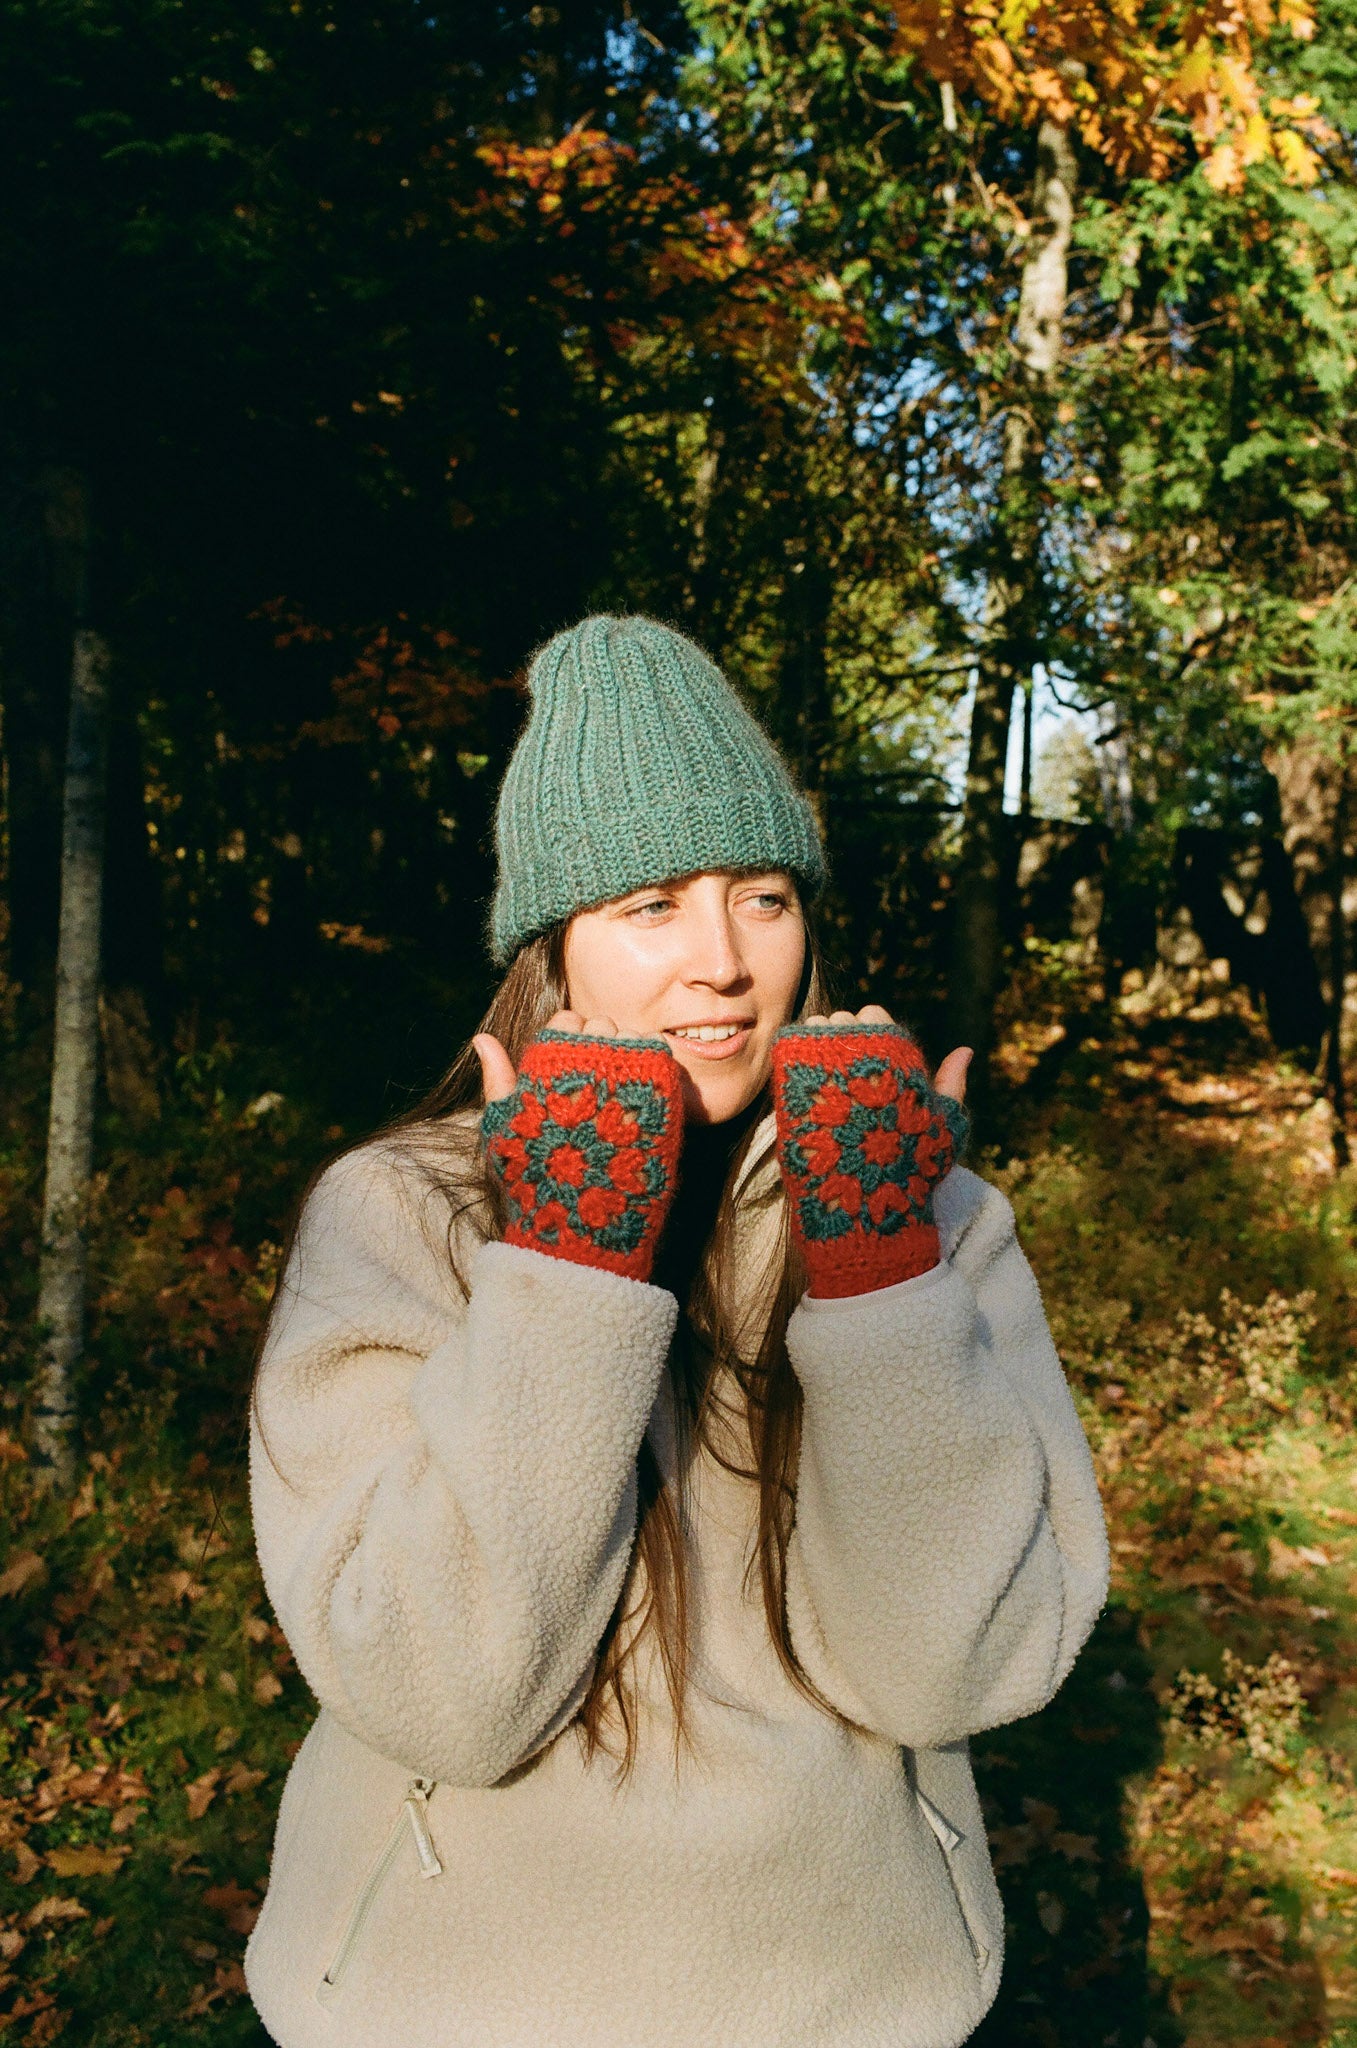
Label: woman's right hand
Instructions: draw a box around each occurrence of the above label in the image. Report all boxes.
[473,1010,621,1103]
[475,1019,685,1283]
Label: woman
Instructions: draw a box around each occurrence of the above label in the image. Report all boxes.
[244,614,1110,2048]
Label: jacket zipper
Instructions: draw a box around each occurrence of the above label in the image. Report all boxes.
[916,1788,989,1972]
[316,1778,442,2004]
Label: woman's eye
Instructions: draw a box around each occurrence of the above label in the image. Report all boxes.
[746,891,788,913]
[629,897,674,920]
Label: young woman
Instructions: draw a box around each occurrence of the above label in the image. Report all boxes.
[244,614,1110,2048]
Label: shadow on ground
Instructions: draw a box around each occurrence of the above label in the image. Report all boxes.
[969,1600,1179,2048]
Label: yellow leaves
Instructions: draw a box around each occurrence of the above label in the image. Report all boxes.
[22,1897,87,1931]
[185,1769,220,1821]
[1172,38,1214,100]
[1240,110,1273,166]
[221,1762,267,1799]
[251,1670,283,1706]
[0,1551,45,1598]
[997,0,1041,34]
[44,1845,127,1878]
[1279,0,1316,36]
[1203,143,1240,190]
[888,0,1329,187]
[160,1568,207,1605]
[1274,127,1322,186]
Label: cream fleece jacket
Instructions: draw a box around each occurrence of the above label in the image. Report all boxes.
[245,1120,1109,2048]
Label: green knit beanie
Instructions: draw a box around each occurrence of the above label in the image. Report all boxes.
[489,615,826,965]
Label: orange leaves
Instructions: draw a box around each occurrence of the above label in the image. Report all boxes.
[256,603,493,751]
[202,1880,261,1936]
[889,0,1331,188]
[474,120,633,216]
[467,119,861,400]
[989,1794,1102,1869]
[181,1960,248,2019]
[96,1176,265,1363]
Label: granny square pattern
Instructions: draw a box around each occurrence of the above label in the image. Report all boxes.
[771,1023,968,1298]
[483,1030,684,1282]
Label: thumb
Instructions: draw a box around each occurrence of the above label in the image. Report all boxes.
[472,1033,518,1105]
[934,1046,973,1104]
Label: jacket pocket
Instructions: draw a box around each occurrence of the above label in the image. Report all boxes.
[316,1777,443,2005]
[916,1788,990,1973]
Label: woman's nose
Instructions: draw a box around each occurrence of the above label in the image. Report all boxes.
[684,911,747,989]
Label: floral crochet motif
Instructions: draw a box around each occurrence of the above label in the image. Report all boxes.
[483,1030,684,1282]
[771,1023,968,1298]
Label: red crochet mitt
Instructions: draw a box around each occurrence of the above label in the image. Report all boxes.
[482,1030,685,1283]
[770,1021,968,1299]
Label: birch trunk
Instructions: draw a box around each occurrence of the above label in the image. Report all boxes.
[32,479,110,1495]
[948,113,1077,1102]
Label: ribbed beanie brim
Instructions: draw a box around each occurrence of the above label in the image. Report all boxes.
[489,615,826,964]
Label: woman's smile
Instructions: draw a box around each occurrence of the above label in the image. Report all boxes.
[560,870,806,1122]
[662,1017,755,1060]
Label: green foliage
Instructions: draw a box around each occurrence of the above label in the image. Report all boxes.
[4,982,1357,2043]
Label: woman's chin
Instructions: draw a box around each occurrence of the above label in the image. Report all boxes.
[677,1068,762,1128]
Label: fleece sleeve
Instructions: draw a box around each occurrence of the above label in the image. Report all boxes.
[249,1142,677,1787]
[782,1166,1109,1751]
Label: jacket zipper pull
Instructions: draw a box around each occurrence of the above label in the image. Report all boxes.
[404,1779,443,1878]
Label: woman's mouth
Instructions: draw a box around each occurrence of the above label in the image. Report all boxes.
[663,1021,754,1062]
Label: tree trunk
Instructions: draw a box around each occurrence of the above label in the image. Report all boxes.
[948,113,1077,1110]
[1019,677,1034,820]
[32,475,109,1496]
[1326,765,1350,1167]
[0,469,71,985]
[1269,740,1353,1167]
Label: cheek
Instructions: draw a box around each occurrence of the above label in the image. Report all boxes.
[563,926,677,1024]
[752,922,807,1024]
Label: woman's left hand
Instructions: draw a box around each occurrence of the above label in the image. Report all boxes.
[799,1006,972,1104]
[770,1007,972,1300]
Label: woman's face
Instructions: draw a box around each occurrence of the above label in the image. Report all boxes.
[561,869,807,1125]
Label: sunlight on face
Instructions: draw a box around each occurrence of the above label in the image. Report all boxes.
[562,870,807,1125]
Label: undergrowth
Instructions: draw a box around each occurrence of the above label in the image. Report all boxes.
[2,990,1356,2045]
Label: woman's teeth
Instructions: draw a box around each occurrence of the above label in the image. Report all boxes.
[670,1024,743,1042]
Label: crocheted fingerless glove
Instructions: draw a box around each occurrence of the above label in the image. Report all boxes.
[482,1030,685,1283]
[770,1022,969,1299]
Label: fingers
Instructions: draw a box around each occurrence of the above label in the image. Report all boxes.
[472,1033,518,1105]
[544,1010,618,1037]
[933,1046,973,1104]
[800,1005,895,1027]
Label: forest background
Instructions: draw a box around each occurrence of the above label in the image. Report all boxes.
[4,1,1357,2043]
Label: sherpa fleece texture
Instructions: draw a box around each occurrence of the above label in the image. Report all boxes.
[245,1123,1109,2048]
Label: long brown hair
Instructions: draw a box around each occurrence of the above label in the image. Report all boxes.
[253,900,843,1773]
